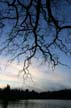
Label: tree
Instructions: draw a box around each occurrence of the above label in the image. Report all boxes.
[0,0,71,74]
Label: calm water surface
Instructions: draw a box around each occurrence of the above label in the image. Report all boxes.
[0,100,71,108]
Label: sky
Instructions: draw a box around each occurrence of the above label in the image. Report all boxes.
[0,0,71,92]
[0,55,71,92]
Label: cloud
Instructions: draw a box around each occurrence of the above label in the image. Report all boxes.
[0,57,71,91]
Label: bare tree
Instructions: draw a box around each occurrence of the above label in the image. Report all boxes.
[0,0,71,74]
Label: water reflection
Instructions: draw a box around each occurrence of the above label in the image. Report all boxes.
[24,100,29,108]
[1,100,8,108]
[0,100,71,108]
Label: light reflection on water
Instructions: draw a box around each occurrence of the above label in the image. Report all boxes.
[0,100,71,108]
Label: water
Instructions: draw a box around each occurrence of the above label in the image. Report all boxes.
[0,100,71,108]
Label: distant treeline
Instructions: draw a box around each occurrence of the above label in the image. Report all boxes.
[0,85,71,100]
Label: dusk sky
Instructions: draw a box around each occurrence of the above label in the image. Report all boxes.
[0,0,71,92]
[0,55,71,92]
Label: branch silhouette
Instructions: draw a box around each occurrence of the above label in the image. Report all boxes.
[0,0,71,74]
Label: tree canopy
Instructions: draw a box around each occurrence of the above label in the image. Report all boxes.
[0,0,71,73]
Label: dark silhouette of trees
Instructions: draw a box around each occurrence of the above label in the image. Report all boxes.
[0,85,71,100]
[4,85,10,92]
[0,0,71,73]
